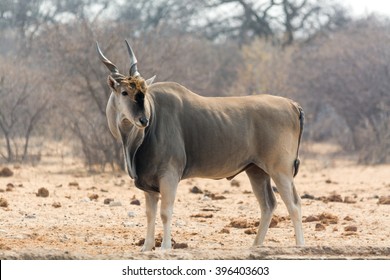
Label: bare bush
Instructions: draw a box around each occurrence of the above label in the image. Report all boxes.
[291,18,390,163]
[0,56,50,162]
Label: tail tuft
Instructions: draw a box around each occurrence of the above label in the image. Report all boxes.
[293,158,300,177]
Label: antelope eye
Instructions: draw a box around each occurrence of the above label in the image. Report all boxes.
[121,91,128,96]
[129,82,136,89]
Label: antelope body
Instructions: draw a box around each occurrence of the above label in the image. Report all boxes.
[97,41,305,251]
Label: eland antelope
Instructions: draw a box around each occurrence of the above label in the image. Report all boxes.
[97,41,305,251]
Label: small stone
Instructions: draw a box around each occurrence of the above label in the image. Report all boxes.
[219,228,230,234]
[344,225,357,232]
[130,199,141,206]
[36,187,49,197]
[343,196,357,204]
[80,197,90,203]
[301,193,315,200]
[175,220,186,227]
[343,216,354,221]
[328,193,343,202]
[230,179,240,187]
[0,197,9,207]
[135,238,145,246]
[190,186,203,194]
[269,217,279,228]
[100,188,108,192]
[109,201,122,207]
[244,228,257,235]
[104,198,114,205]
[127,211,136,218]
[68,182,79,187]
[325,179,332,184]
[190,213,213,218]
[304,215,320,222]
[122,221,136,227]
[52,202,62,208]
[319,212,338,224]
[25,214,36,219]
[211,194,226,200]
[315,223,326,231]
[88,193,99,201]
[378,196,390,205]
[0,167,13,177]
[173,243,188,249]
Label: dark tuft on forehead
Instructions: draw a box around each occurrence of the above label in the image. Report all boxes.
[122,76,147,92]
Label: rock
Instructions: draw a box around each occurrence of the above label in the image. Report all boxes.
[103,198,114,205]
[301,193,315,200]
[130,199,141,206]
[319,212,338,224]
[304,215,320,222]
[190,213,213,218]
[230,179,240,187]
[88,193,99,201]
[175,220,186,227]
[36,187,49,198]
[244,228,257,235]
[229,218,250,228]
[173,243,188,249]
[228,218,259,229]
[68,182,79,187]
[190,186,203,194]
[378,196,390,205]
[52,202,62,208]
[315,223,326,231]
[0,167,13,177]
[343,216,354,221]
[213,195,226,200]
[328,193,343,202]
[269,217,279,228]
[127,211,136,218]
[343,196,357,204]
[135,238,145,246]
[344,225,357,232]
[109,201,122,207]
[122,221,136,227]
[25,214,36,219]
[219,228,230,234]
[0,197,9,207]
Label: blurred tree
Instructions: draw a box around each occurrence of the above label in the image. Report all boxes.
[192,0,350,45]
[291,17,390,163]
[0,57,50,162]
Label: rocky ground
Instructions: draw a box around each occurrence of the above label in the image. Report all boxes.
[0,143,389,259]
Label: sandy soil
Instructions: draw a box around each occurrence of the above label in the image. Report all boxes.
[0,143,389,259]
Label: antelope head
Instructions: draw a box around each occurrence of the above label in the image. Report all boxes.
[96,40,155,136]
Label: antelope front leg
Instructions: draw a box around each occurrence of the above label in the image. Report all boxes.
[159,174,178,250]
[141,191,159,252]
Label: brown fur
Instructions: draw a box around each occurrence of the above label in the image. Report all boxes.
[121,76,147,93]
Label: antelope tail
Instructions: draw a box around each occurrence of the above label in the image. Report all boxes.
[293,106,305,177]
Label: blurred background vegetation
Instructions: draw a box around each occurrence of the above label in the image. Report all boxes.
[0,0,389,170]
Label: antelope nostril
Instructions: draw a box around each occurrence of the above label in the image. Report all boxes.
[139,117,149,126]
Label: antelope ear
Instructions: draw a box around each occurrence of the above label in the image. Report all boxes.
[145,75,156,86]
[107,75,120,91]
[106,93,120,140]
